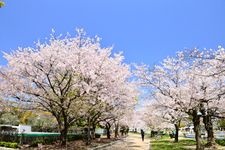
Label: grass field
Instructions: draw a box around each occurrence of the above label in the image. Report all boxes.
[150,137,196,150]
[150,137,225,150]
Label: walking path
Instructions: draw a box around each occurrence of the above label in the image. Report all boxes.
[100,133,150,150]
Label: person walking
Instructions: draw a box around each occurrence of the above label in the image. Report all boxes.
[141,129,145,141]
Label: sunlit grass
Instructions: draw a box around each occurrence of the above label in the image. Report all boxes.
[151,137,196,150]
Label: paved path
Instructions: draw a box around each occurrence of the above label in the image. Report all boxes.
[102,133,150,150]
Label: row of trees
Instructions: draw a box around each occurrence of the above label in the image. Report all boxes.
[135,47,225,150]
[0,30,137,146]
[2,27,225,150]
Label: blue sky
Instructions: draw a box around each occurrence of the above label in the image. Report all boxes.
[1,0,225,66]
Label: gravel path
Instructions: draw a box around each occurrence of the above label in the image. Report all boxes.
[101,133,150,150]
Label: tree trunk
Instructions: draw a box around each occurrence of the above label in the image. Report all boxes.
[56,116,68,146]
[92,124,96,139]
[60,127,68,146]
[114,122,119,138]
[106,128,110,139]
[192,110,204,150]
[202,110,215,147]
[206,126,215,147]
[105,122,111,139]
[174,124,179,143]
[86,117,91,145]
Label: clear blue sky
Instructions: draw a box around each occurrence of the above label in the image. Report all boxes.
[1,0,225,66]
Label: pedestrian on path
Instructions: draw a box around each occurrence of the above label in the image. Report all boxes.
[141,129,145,141]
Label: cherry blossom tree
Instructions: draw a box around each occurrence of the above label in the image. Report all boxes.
[136,48,225,149]
[154,101,187,142]
[98,91,137,139]
[186,47,225,147]
[135,54,189,142]
[141,103,174,131]
[0,98,9,119]
[0,29,136,146]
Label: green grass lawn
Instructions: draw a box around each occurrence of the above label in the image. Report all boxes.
[150,137,196,150]
[151,136,225,150]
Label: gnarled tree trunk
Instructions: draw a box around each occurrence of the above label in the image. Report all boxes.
[105,122,111,139]
[57,118,68,146]
[192,110,204,150]
[202,109,215,147]
[60,127,68,146]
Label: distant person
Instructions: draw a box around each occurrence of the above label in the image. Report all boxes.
[126,127,129,135]
[141,129,145,141]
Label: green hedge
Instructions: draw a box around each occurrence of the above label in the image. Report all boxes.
[67,134,83,141]
[216,139,225,146]
[0,141,18,148]
[28,133,83,147]
[1,133,83,145]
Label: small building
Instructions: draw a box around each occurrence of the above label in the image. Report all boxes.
[0,124,31,133]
